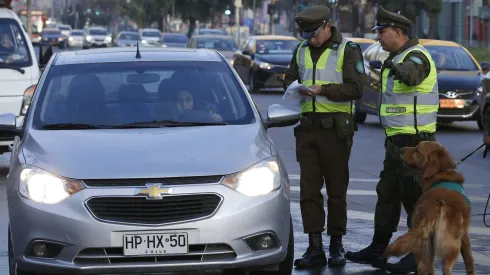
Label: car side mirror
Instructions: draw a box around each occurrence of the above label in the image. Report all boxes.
[38,43,53,68]
[265,104,300,128]
[0,113,21,137]
[369,60,382,69]
[481,62,490,71]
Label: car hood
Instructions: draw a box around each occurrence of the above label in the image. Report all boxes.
[21,124,272,180]
[437,70,482,90]
[255,54,293,66]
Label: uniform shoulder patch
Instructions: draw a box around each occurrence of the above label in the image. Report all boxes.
[347,41,359,48]
[356,60,364,73]
[409,56,423,65]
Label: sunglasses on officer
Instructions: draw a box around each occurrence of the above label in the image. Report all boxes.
[300,21,327,39]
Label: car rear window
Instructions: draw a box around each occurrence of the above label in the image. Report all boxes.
[32,61,256,129]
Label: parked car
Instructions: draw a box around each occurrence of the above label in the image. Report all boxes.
[187,34,238,65]
[0,5,43,154]
[3,46,298,275]
[355,39,484,129]
[232,35,300,93]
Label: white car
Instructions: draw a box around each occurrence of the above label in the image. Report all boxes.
[0,5,41,153]
[83,27,111,49]
[139,28,161,46]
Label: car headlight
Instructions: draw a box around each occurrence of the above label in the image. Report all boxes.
[86,35,93,41]
[478,86,483,92]
[105,36,112,42]
[258,62,273,70]
[19,166,85,204]
[221,157,281,197]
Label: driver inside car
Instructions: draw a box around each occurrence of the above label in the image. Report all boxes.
[174,89,223,122]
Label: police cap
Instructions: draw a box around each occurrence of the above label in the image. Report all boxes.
[372,6,412,31]
[295,5,330,39]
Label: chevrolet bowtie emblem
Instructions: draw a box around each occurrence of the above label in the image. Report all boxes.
[134,184,173,200]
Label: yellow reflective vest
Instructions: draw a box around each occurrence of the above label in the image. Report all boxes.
[296,39,353,114]
[380,45,439,137]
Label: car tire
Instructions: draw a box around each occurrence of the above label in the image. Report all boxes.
[353,111,367,124]
[9,226,31,275]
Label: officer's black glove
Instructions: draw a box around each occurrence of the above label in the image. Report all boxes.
[484,145,489,159]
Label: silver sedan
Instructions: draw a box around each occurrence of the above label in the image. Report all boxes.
[2,46,300,274]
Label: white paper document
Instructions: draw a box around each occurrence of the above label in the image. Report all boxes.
[282,80,313,101]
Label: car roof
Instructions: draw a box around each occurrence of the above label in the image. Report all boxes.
[0,7,17,19]
[345,37,376,43]
[419,39,462,47]
[53,47,224,65]
[251,35,298,41]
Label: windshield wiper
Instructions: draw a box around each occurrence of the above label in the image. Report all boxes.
[118,120,229,128]
[0,64,25,74]
[41,123,106,130]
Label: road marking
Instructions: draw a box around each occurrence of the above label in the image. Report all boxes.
[288,174,486,188]
[289,186,489,202]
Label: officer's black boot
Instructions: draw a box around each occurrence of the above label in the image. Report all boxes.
[385,253,417,274]
[294,232,327,268]
[344,242,387,268]
[328,236,346,266]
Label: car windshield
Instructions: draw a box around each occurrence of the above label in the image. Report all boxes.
[32,61,255,129]
[89,29,108,35]
[197,38,238,51]
[43,30,61,35]
[119,33,141,40]
[162,34,188,43]
[255,40,298,54]
[198,29,224,35]
[58,26,70,30]
[71,31,84,36]
[0,18,32,68]
[425,46,479,71]
[142,31,160,37]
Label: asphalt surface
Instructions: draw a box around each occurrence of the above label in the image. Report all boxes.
[0,46,487,274]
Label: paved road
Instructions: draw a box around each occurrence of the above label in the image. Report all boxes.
[0,47,488,274]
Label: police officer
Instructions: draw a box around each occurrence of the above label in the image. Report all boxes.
[284,5,364,268]
[345,7,439,274]
[484,108,490,146]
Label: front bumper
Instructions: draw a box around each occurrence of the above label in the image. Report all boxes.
[9,180,291,274]
[437,92,480,121]
[84,40,111,48]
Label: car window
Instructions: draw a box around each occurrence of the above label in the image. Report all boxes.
[58,26,70,30]
[71,31,84,36]
[198,29,225,35]
[89,29,108,35]
[255,40,298,54]
[119,33,141,40]
[424,45,479,71]
[32,61,255,129]
[0,18,32,68]
[142,31,160,37]
[358,43,373,52]
[196,37,238,51]
[162,34,188,43]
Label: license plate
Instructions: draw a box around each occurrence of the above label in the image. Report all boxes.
[440,99,465,108]
[123,232,188,256]
[50,42,56,45]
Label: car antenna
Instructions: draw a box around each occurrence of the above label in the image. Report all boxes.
[136,40,141,59]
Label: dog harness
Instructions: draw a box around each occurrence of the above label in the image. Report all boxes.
[432,181,470,206]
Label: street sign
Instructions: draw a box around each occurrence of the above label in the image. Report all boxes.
[234,0,242,8]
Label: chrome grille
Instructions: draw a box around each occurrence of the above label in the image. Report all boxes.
[74,244,236,265]
[82,176,223,187]
[85,194,222,225]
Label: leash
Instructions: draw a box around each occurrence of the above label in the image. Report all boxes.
[452,143,486,169]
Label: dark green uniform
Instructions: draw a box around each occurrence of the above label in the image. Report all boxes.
[285,5,364,269]
[345,7,437,274]
[484,107,490,136]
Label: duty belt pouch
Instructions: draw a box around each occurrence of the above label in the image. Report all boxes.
[334,114,355,141]
[320,116,334,129]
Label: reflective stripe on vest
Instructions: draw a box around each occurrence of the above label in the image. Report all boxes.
[380,45,439,137]
[296,39,352,113]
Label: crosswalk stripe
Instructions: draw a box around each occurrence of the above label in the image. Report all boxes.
[288,174,486,188]
[289,186,489,203]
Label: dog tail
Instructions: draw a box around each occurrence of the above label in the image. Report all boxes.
[383,230,417,257]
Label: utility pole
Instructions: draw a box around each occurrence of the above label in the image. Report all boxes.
[26,0,32,38]
[269,0,275,35]
[234,0,242,46]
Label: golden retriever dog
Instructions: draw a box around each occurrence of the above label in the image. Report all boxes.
[383,141,476,275]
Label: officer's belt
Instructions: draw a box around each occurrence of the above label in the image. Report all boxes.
[387,132,434,146]
[299,114,336,126]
